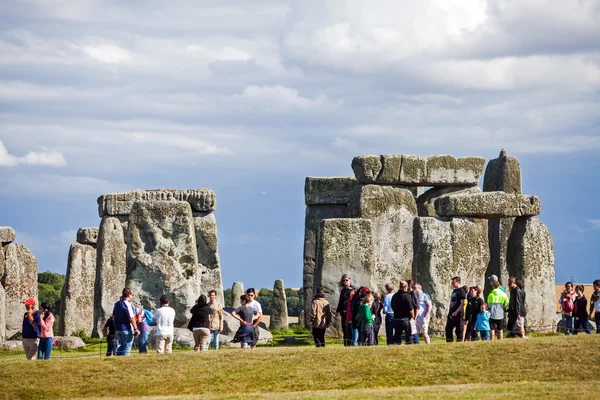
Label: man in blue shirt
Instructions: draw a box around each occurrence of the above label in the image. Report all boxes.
[113,288,139,356]
[22,298,41,360]
[382,284,395,345]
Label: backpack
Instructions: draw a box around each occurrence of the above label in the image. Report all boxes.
[562,296,574,313]
[143,309,155,325]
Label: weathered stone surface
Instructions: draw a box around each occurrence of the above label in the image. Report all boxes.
[0,340,22,351]
[93,216,128,337]
[315,218,374,337]
[0,283,5,341]
[407,186,426,199]
[352,155,485,186]
[305,177,358,205]
[59,243,97,337]
[231,282,245,308]
[221,311,273,343]
[126,201,199,327]
[417,186,482,217]
[269,280,288,331]
[54,336,86,350]
[0,226,16,244]
[193,212,224,304]
[76,228,98,246]
[98,189,216,217]
[2,243,38,336]
[485,217,515,294]
[435,192,541,218]
[507,217,555,333]
[483,149,522,194]
[349,185,417,292]
[413,217,489,333]
[302,204,349,326]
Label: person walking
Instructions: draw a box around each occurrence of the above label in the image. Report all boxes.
[414,283,432,344]
[382,284,395,345]
[507,277,526,338]
[590,280,600,334]
[560,282,576,335]
[310,287,331,347]
[207,290,224,350]
[391,281,414,345]
[371,292,383,345]
[103,315,118,356]
[573,285,591,334]
[246,288,263,349]
[336,274,353,346]
[487,280,509,340]
[189,295,213,352]
[22,298,41,360]
[446,277,467,342]
[113,288,139,356]
[37,302,55,360]
[154,295,176,354]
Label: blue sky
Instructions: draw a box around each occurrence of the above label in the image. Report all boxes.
[1,1,599,290]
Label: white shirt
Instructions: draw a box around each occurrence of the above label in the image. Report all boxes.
[247,300,263,320]
[153,306,175,336]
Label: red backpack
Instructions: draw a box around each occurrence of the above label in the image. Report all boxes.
[562,295,574,313]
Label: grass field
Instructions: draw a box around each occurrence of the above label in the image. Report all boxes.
[1,334,598,399]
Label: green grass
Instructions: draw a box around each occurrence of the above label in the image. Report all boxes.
[0,335,598,399]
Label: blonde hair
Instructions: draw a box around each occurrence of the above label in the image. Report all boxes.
[362,294,374,304]
[399,281,408,290]
[373,292,381,301]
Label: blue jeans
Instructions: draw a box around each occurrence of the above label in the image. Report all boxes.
[138,331,149,353]
[562,315,574,335]
[480,330,490,341]
[116,330,134,356]
[385,314,394,345]
[38,337,53,360]
[206,330,219,350]
[106,336,118,356]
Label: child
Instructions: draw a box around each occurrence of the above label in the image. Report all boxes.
[371,292,382,345]
[560,282,576,335]
[103,315,118,356]
[475,303,491,341]
[231,295,257,349]
[358,294,374,346]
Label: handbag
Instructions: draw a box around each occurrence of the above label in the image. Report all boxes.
[410,319,417,335]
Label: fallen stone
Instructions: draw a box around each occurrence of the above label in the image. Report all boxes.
[0,227,16,244]
[76,228,99,246]
[126,201,199,328]
[315,218,374,337]
[53,336,86,350]
[269,280,288,331]
[93,216,128,337]
[413,217,489,333]
[193,212,224,304]
[59,243,97,337]
[435,192,541,218]
[148,327,194,348]
[483,149,522,194]
[98,189,216,217]
[349,185,417,292]
[417,186,482,217]
[305,177,358,205]
[221,311,273,343]
[0,340,22,351]
[507,217,555,333]
[231,282,245,308]
[3,243,38,335]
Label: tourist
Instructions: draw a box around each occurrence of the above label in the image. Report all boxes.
[382,283,395,345]
[207,290,224,350]
[37,302,55,360]
[345,288,356,346]
[137,309,151,354]
[232,295,256,349]
[559,282,576,335]
[590,280,600,334]
[351,286,370,346]
[103,315,118,356]
[573,285,591,335]
[406,280,420,344]
[189,294,213,351]
[358,294,375,346]
[507,277,526,338]
[414,283,431,344]
[488,275,506,293]
[153,295,176,355]
[467,286,483,341]
[246,288,263,349]
[445,276,467,342]
[22,298,41,360]
[310,287,331,347]
[516,280,527,338]
[113,288,139,356]
[391,281,414,345]
[475,303,491,341]
[460,285,470,342]
[487,280,509,340]
[371,292,382,345]
[336,274,353,346]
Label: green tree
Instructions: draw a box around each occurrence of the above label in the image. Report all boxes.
[223,288,233,308]
[38,271,64,315]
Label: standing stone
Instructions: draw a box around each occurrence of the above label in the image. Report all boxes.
[2,243,38,336]
[507,217,555,332]
[486,218,514,294]
[93,216,128,337]
[76,228,99,245]
[0,247,5,340]
[126,201,199,327]
[0,227,16,244]
[417,186,481,217]
[60,243,97,337]
[193,212,224,304]
[349,185,417,292]
[269,279,288,331]
[412,217,489,333]
[231,282,245,308]
[315,218,374,337]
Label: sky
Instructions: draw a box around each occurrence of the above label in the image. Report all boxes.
[0,0,599,290]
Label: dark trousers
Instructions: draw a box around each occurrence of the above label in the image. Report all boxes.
[507,312,523,338]
[106,335,118,356]
[393,318,413,345]
[373,322,380,345]
[312,327,326,347]
[359,324,375,346]
[445,315,463,342]
[596,314,600,334]
[385,314,394,345]
[573,318,591,334]
[342,314,352,346]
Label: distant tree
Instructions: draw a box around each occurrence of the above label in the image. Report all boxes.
[38,271,65,315]
[256,288,273,315]
[223,288,233,308]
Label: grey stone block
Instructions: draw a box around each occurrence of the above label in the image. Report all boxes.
[76,228,98,246]
[435,192,541,218]
[0,226,16,244]
[305,177,358,205]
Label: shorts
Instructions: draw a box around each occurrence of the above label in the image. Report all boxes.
[416,317,429,334]
[516,316,524,329]
[490,318,504,331]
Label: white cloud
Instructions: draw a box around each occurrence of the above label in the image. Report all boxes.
[235,84,328,111]
[0,173,126,197]
[0,140,67,167]
[588,219,600,229]
[130,132,231,155]
[80,43,132,64]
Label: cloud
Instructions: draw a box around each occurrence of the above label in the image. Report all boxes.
[574,219,600,233]
[0,173,127,197]
[234,84,328,111]
[0,140,67,167]
[79,43,132,64]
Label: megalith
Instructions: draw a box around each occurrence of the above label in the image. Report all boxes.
[269,279,288,331]
[76,228,98,245]
[0,248,5,341]
[126,200,199,327]
[0,226,16,244]
[231,282,245,308]
[417,186,481,217]
[435,192,541,219]
[507,217,555,332]
[193,212,224,304]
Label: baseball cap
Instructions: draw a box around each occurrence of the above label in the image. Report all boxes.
[24,298,36,306]
[488,275,498,282]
